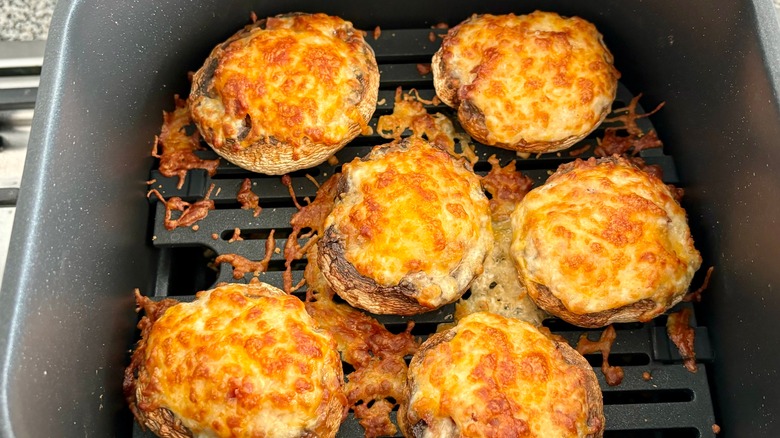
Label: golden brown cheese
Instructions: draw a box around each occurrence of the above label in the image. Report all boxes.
[237,178,262,217]
[376,87,478,165]
[433,11,619,152]
[401,312,604,437]
[147,184,216,231]
[320,137,492,312]
[510,157,702,325]
[189,13,378,174]
[132,283,346,438]
[335,139,488,286]
[152,95,219,189]
[304,250,419,437]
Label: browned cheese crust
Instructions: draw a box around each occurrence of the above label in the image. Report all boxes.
[189,13,379,174]
[400,312,604,437]
[128,283,347,438]
[317,137,493,315]
[510,156,702,327]
[432,11,620,153]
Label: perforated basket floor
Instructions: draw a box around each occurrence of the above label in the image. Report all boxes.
[136,26,717,438]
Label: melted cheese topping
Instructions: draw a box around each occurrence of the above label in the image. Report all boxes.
[155,96,220,188]
[192,13,375,151]
[456,157,545,325]
[326,138,492,308]
[458,218,545,326]
[159,96,201,153]
[376,88,478,165]
[136,283,345,438]
[407,313,595,437]
[437,11,619,146]
[511,157,702,314]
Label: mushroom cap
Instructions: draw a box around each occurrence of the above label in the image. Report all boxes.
[317,138,493,315]
[189,13,379,174]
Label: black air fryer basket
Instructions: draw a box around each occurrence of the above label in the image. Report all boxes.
[2,1,780,437]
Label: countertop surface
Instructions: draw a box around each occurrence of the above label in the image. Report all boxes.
[0,0,56,41]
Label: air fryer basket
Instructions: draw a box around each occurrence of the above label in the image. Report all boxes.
[2,1,780,437]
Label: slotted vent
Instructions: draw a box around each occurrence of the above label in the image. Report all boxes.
[137,26,717,438]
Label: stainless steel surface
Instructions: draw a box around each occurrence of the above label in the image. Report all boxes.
[0,109,32,189]
[0,208,13,284]
[0,76,39,90]
[0,41,42,285]
[0,41,45,67]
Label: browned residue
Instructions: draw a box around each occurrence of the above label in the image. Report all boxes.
[629,156,684,201]
[576,325,625,386]
[416,63,432,76]
[628,156,664,180]
[281,174,304,210]
[228,227,243,243]
[277,169,418,435]
[481,155,534,221]
[151,95,219,189]
[304,174,321,189]
[237,178,261,217]
[282,174,341,293]
[215,229,277,280]
[147,183,215,231]
[377,87,476,165]
[684,266,715,303]
[568,144,592,157]
[373,26,381,40]
[595,93,665,157]
[304,248,419,437]
[667,307,698,373]
[605,93,665,136]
